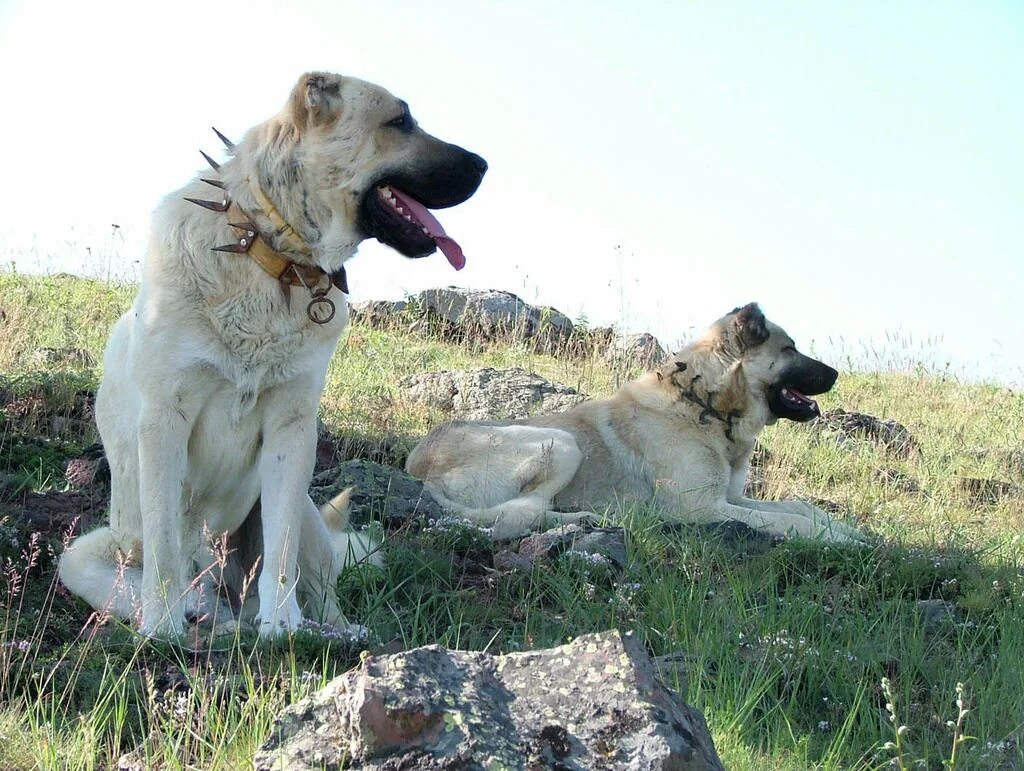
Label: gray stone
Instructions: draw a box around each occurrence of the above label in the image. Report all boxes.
[254,629,724,770]
[572,529,629,569]
[493,549,534,573]
[811,409,920,458]
[310,459,444,527]
[603,332,667,372]
[352,288,577,353]
[518,525,628,569]
[418,287,575,351]
[349,299,409,325]
[956,476,1021,505]
[518,524,587,562]
[872,466,920,494]
[400,367,587,421]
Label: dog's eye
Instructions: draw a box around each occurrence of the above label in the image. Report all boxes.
[385,109,414,132]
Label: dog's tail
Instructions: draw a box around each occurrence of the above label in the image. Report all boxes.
[319,488,385,569]
[320,488,353,529]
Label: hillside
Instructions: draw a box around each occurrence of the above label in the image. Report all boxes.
[1,272,1022,769]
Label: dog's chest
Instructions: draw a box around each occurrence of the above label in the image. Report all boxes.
[209,290,348,390]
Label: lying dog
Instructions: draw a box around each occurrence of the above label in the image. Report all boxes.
[59,71,486,638]
[407,304,863,542]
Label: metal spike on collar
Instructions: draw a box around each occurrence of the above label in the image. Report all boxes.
[212,126,235,150]
[201,178,225,189]
[200,150,221,171]
[212,242,250,253]
[184,196,230,212]
[213,221,256,253]
[331,267,349,294]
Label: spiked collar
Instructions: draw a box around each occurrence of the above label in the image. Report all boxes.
[672,364,743,442]
[186,128,347,325]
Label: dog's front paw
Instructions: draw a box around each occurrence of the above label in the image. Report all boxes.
[818,519,868,545]
[139,610,186,640]
[549,511,602,529]
[255,597,304,638]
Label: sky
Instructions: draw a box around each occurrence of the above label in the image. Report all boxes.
[1,0,1021,385]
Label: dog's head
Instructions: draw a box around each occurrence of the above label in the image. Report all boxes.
[723,303,838,422]
[666,303,837,424]
[251,71,487,269]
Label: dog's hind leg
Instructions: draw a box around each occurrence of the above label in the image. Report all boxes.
[419,429,591,540]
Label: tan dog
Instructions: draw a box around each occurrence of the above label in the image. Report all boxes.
[58,71,486,638]
[407,304,863,542]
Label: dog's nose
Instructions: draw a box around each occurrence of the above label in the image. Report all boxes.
[468,152,488,177]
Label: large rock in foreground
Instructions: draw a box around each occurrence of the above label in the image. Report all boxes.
[254,630,724,770]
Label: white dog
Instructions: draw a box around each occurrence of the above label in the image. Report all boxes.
[58,71,486,638]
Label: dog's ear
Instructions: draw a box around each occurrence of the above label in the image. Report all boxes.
[731,303,769,349]
[290,72,343,131]
[657,358,688,386]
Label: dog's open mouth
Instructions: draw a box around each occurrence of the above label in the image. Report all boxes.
[361,184,466,270]
[780,387,819,415]
[768,381,826,422]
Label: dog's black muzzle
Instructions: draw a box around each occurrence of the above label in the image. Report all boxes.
[766,354,838,422]
[359,138,487,260]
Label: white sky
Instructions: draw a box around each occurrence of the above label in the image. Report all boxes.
[1,0,1021,384]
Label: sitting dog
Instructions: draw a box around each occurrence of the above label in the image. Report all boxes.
[407,304,863,542]
[58,71,486,638]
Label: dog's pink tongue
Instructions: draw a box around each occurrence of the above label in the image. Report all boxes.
[389,188,466,270]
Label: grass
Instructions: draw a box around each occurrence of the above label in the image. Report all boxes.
[1,270,1023,769]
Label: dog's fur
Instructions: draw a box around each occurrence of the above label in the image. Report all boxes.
[58,72,485,637]
[407,304,863,542]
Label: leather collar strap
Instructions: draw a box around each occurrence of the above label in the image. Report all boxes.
[198,181,349,322]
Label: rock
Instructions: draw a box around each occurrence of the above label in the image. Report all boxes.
[348,299,409,328]
[518,524,629,569]
[419,287,575,351]
[64,442,110,488]
[493,549,534,573]
[956,477,1021,505]
[872,467,920,494]
[812,409,920,458]
[5,489,104,538]
[572,529,629,569]
[518,524,586,561]
[310,459,444,528]
[400,367,586,421]
[352,288,577,353]
[603,332,667,372]
[254,629,724,770]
